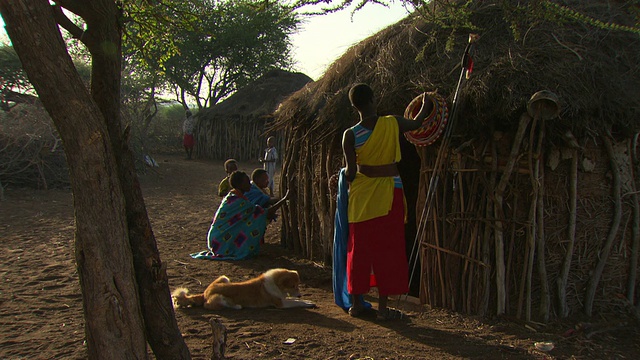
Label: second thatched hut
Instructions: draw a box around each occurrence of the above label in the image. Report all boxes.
[195,69,312,161]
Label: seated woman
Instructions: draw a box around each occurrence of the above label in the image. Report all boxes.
[191,171,289,261]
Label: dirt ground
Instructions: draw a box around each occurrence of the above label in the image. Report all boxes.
[1,154,638,359]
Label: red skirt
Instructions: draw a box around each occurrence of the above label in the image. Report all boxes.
[183,134,195,148]
[347,188,409,296]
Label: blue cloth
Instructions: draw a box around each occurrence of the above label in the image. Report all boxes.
[245,183,271,207]
[191,192,267,261]
[332,168,370,310]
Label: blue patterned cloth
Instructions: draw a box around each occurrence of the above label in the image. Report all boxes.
[191,192,267,261]
[245,183,271,207]
[333,168,371,310]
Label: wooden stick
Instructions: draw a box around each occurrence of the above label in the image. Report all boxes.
[432,206,446,306]
[210,317,227,360]
[505,180,519,313]
[480,139,497,316]
[557,148,578,317]
[525,189,536,322]
[494,113,532,315]
[627,133,639,304]
[422,241,489,267]
[465,219,480,313]
[462,158,482,312]
[524,113,542,322]
[534,119,550,322]
[584,133,623,316]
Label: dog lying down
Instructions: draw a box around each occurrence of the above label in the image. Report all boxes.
[172,268,316,310]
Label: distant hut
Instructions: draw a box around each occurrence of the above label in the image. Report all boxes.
[272,2,640,320]
[195,69,312,161]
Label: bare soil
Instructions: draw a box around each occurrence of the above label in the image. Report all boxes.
[1,154,638,359]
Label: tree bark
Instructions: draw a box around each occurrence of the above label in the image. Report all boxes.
[0,1,190,358]
[78,2,191,357]
[0,1,147,358]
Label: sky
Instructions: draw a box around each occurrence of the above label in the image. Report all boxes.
[0,2,412,81]
[290,2,411,80]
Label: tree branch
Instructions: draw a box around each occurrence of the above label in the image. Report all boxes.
[52,5,87,43]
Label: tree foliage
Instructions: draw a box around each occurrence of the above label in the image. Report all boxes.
[125,0,300,109]
[0,44,90,110]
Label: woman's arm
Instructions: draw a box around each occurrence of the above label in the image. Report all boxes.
[267,190,290,219]
[342,129,356,182]
[396,93,434,133]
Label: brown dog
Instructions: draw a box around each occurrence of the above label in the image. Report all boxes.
[172,268,316,310]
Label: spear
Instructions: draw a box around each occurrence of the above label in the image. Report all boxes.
[404,33,480,307]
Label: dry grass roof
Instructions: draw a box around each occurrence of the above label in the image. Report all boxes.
[199,69,312,122]
[273,2,640,143]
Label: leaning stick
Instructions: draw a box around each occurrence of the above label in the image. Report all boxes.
[584,132,623,316]
[627,133,639,304]
[480,140,497,316]
[493,112,532,315]
[557,148,578,317]
[423,241,489,267]
[535,123,549,322]
[431,206,446,306]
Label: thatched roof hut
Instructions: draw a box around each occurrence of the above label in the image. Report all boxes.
[195,69,312,161]
[273,2,640,320]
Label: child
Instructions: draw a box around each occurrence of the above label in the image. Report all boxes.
[217,159,238,197]
[259,136,278,196]
[245,168,279,208]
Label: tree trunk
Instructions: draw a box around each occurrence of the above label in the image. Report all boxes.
[0,1,190,358]
[81,2,191,357]
[0,1,147,357]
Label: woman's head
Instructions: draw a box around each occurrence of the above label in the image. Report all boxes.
[230,171,251,193]
[348,83,374,111]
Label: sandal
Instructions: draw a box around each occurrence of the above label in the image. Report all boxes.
[348,305,375,318]
[376,307,403,321]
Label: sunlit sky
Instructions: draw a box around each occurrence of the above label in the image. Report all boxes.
[0,2,411,81]
[291,2,411,79]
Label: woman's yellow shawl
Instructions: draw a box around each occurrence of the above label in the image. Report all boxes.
[347,115,404,223]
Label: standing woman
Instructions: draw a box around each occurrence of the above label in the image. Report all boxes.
[183,109,196,160]
[341,83,433,320]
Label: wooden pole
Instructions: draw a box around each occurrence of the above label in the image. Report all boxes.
[584,133,623,316]
[493,113,532,315]
[627,134,639,305]
[557,147,578,317]
[531,118,549,322]
[210,317,227,360]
